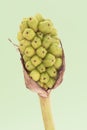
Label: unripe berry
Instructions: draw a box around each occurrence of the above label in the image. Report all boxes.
[30,70,40,81]
[36,47,47,58]
[17,32,24,41]
[19,39,30,54]
[31,37,41,49]
[40,72,49,83]
[37,32,43,40]
[23,28,35,40]
[49,43,62,57]
[28,17,38,32]
[20,18,28,32]
[47,66,57,77]
[24,46,35,57]
[54,58,62,69]
[31,55,42,67]
[43,53,56,67]
[38,20,52,34]
[35,14,44,22]
[23,55,29,62]
[25,60,35,71]
[46,78,55,88]
[37,63,46,73]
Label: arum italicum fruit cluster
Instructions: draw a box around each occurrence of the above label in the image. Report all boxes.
[17,14,65,130]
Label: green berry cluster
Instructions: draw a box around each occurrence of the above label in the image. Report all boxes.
[17,14,63,90]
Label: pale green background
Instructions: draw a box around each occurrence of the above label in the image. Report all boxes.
[0,0,87,130]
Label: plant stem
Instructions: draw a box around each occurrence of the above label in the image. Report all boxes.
[39,95,55,130]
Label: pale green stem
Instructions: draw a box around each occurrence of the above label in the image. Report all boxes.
[39,95,55,130]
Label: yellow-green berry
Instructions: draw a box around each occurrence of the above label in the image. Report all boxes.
[20,39,31,46]
[23,55,29,62]
[20,18,28,32]
[38,81,48,90]
[19,39,30,54]
[50,27,57,36]
[31,55,42,67]
[36,47,47,58]
[35,13,44,22]
[37,63,46,73]
[17,32,24,41]
[24,46,35,57]
[28,17,38,32]
[49,43,62,57]
[25,60,35,71]
[23,28,35,40]
[46,78,55,88]
[38,81,44,87]
[40,72,49,83]
[47,66,57,77]
[42,35,53,49]
[30,69,40,81]
[31,36,41,49]
[38,20,52,34]
[43,53,56,67]
[54,58,62,69]
[37,32,43,39]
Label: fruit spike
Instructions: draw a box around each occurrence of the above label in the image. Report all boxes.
[18,14,64,90]
[17,14,65,130]
[23,55,29,62]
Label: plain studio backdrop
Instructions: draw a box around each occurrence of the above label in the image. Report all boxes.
[0,0,87,130]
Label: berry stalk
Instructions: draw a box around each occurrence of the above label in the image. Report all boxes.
[39,95,55,130]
